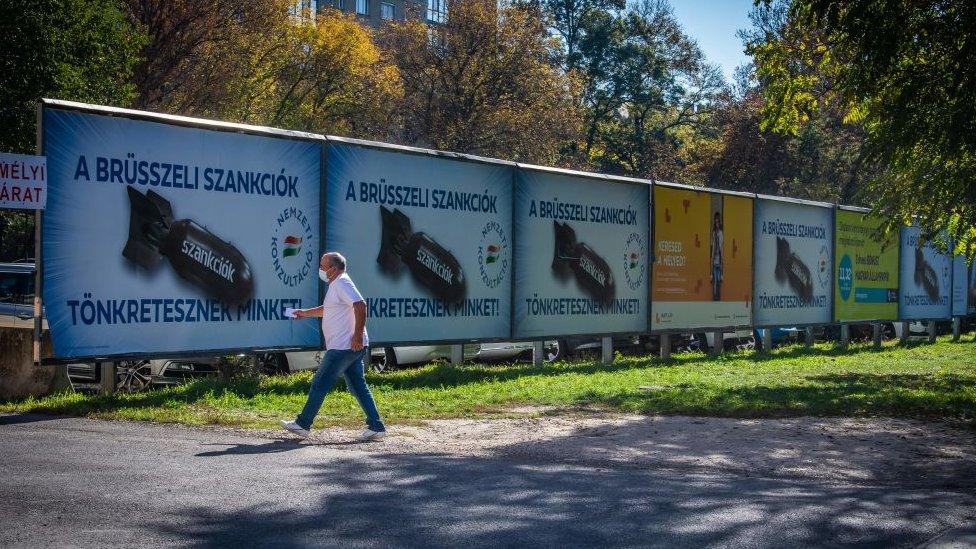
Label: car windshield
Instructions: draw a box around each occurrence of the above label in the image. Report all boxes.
[0,272,34,305]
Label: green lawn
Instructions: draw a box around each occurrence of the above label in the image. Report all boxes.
[3,338,976,429]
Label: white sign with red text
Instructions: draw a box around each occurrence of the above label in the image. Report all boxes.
[0,152,47,210]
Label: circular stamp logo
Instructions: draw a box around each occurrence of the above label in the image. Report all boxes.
[478,220,509,289]
[623,232,646,291]
[838,253,853,301]
[817,243,830,290]
[271,207,315,288]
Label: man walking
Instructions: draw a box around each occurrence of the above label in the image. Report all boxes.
[281,252,387,441]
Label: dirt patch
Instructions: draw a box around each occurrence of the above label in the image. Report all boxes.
[246,413,976,488]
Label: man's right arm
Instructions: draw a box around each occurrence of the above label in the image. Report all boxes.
[294,305,324,318]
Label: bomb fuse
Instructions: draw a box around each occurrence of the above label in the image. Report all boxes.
[376,206,466,305]
[122,186,254,305]
[551,221,615,304]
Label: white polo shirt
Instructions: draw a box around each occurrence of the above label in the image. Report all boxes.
[322,272,369,350]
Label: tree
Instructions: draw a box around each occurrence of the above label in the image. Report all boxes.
[127,1,400,138]
[381,0,583,165]
[572,0,724,178]
[0,0,143,154]
[750,0,976,256]
[0,0,143,262]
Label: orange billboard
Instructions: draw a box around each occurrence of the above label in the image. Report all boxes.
[651,185,753,330]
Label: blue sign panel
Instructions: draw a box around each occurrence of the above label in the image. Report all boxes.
[325,140,513,344]
[753,198,833,326]
[42,106,322,358]
[898,227,952,319]
[513,167,649,338]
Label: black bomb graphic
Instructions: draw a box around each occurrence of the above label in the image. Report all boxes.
[122,187,255,305]
[914,247,940,301]
[551,221,615,304]
[377,206,466,305]
[774,236,813,304]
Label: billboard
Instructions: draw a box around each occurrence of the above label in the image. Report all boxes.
[325,140,513,344]
[753,197,833,326]
[41,103,323,358]
[898,227,952,319]
[833,208,900,322]
[513,167,649,338]
[651,185,753,331]
[971,260,976,315]
[952,254,969,317]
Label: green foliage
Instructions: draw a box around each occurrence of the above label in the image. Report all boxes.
[0,0,144,154]
[750,0,976,258]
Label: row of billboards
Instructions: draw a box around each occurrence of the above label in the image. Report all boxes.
[38,101,976,359]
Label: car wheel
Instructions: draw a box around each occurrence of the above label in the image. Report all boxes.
[116,361,151,393]
[255,353,289,375]
[376,347,398,372]
[544,340,563,362]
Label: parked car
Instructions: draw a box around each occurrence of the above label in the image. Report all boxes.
[0,261,36,322]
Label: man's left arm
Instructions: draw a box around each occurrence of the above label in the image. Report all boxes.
[351,301,367,351]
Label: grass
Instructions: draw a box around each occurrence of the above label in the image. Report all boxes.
[3,337,976,429]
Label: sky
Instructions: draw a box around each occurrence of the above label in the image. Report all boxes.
[669,0,755,84]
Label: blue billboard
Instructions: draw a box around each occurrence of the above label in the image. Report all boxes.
[41,104,323,358]
[952,253,969,317]
[513,166,649,338]
[753,197,833,326]
[898,227,952,319]
[325,139,513,344]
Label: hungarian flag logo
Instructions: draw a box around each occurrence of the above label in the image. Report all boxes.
[283,235,302,257]
[629,251,639,269]
[486,244,500,264]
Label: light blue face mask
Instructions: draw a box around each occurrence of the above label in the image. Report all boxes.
[319,269,329,283]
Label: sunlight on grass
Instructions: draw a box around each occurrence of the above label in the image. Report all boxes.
[3,337,975,428]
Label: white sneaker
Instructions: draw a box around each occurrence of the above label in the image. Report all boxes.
[280,420,309,439]
[359,428,386,442]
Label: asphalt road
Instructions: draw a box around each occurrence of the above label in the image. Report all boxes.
[2,413,975,548]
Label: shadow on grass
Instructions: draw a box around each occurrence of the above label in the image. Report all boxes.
[579,372,976,420]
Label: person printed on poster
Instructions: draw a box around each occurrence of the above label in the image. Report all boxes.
[710,203,724,302]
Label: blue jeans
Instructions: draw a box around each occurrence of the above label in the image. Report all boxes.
[296,348,385,432]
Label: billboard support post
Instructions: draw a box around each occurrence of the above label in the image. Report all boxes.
[927,321,937,343]
[709,331,722,356]
[872,323,883,349]
[601,337,612,365]
[99,362,116,394]
[952,317,961,341]
[760,328,772,352]
[804,327,814,347]
[532,341,544,366]
[839,325,850,349]
[450,345,464,364]
[660,334,671,358]
[900,321,910,344]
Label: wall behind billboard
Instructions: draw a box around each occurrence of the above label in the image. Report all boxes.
[651,185,753,330]
[42,106,322,358]
[833,209,900,322]
[513,168,649,338]
[898,227,952,319]
[753,198,833,326]
[326,141,513,344]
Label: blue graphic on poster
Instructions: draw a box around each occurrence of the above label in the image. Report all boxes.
[898,227,952,319]
[513,168,649,338]
[42,106,322,358]
[753,198,833,326]
[325,140,513,344]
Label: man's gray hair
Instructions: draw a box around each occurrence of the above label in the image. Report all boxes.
[324,252,347,271]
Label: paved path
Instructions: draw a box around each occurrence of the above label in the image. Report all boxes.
[2,413,975,548]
